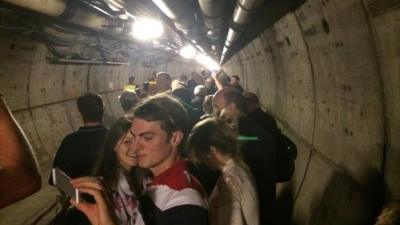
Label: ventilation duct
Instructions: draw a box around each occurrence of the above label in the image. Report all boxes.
[2,0,120,34]
[221,0,266,63]
[198,0,224,41]
[152,0,196,35]
[2,0,66,17]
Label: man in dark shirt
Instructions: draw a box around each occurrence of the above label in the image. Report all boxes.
[213,88,277,225]
[230,75,244,93]
[49,92,108,225]
[50,93,108,181]
[243,92,279,137]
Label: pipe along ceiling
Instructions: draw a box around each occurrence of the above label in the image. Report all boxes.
[2,0,398,225]
[0,0,304,66]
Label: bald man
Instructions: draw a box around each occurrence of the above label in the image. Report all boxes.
[156,72,172,93]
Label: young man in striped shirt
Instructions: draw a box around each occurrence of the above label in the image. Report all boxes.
[72,94,208,225]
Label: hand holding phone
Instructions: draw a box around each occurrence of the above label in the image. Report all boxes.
[52,168,80,203]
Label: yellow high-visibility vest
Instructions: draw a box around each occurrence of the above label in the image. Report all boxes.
[124,84,136,92]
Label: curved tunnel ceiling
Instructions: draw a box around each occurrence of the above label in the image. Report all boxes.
[0,0,399,225]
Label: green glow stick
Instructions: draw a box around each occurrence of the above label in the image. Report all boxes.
[237,136,259,141]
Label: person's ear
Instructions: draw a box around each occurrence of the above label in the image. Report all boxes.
[170,131,183,148]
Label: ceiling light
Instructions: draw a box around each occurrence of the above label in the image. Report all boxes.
[179,45,197,59]
[131,18,163,41]
[195,54,220,71]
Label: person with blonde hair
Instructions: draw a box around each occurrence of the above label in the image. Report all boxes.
[187,117,259,225]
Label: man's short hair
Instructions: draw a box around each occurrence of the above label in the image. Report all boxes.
[77,93,104,122]
[180,74,188,82]
[216,71,230,87]
[156,72,172,92]
[156,72,172,82]
[231,75,240,81]
[215,88,245,112]
[119,91,139,112]
[243,92,260,113]
[128,76,135,84]
[133,94,189,152]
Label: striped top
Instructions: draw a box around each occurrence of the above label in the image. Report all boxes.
[140,160,209,225]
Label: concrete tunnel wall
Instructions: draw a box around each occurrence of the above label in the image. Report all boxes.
[0,36,202,224]
[0,0,399,224]
[222,0,399,224]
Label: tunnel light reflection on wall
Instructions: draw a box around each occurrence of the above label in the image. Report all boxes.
[152,0,175,18]
[195,54,220,71]
[179,45,197,59]
[131,18,163,41]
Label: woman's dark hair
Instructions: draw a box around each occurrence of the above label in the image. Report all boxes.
[93,118,137,191]
[187,117,239,164]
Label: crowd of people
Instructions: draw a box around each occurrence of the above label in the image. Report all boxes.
[47,70,280,225]
[0,69,399,225]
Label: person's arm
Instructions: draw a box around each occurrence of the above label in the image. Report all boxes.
[0,95,41,209]
[212,72,224,91]
[70,177,117,225]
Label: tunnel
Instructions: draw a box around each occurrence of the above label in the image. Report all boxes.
[0,0,399,224]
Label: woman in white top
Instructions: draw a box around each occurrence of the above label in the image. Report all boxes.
[91,118,145,225]
[187,118,260,225]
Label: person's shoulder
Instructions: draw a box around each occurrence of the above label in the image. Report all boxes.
[149,168,207,211]
[61,130,80,142]
[239,117,267,134]
[148,182,207,212]
[77,125,108,135]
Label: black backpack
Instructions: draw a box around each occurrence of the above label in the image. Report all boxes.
[276,131,297,182]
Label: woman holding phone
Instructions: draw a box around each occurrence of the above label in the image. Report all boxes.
[72,117,146,225]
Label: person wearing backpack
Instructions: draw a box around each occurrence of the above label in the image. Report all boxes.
[243,92,297,183]
[214,88,277,225]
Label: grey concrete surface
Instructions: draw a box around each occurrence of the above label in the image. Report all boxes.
[223,0,399,224]
[0,35,201,225]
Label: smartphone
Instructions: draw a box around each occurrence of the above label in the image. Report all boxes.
[52,168,80,203]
